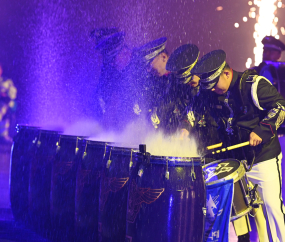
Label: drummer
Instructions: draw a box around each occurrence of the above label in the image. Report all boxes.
[166,44,220,156]
[92,27,132,131]
[131,37,182,135]
[191,49,285,242]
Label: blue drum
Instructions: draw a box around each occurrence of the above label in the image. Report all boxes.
[50,135,85,242]
[28,129,59,235]
[75,140,111,242]
[98,146,139,242]
[10,125,39,223]
[126,155,206,242]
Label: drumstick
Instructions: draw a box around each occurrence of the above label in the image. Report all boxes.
[212,141,250,154]
[206,142,223,150]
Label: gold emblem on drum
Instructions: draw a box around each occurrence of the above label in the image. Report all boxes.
[127,180,165,223]
[99,174,129,211]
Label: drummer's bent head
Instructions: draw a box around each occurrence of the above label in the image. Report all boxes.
[148,50,169,77]
[166,44,200,85]
[210,64,232,95]
[192,49,233,94]
[138,37,169,77]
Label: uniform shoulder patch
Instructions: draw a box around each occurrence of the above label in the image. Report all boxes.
[246,75,258,82]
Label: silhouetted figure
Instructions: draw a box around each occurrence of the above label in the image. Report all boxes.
[0,62,17,143]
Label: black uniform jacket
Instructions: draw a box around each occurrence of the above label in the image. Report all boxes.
[149,72,183,135]
[211,69,285,164]
[179,88,220,157]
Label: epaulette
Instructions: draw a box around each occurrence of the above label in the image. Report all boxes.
[246,75,258,82]
[239,69,258,114]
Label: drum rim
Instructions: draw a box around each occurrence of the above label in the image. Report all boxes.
[84,139,113,146]
[109,146,139,154]
[149,156,203,166]
[230,206,252,221]
[204,159,246,184]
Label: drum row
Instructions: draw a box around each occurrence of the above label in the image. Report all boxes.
[10,125,206,242]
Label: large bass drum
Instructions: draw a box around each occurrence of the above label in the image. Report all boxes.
[126,156,206,242]
[98,146,139,242]
[50,135,85,242]
[28,129,59,235]
[10,125,39,223]
[75,140,111,242]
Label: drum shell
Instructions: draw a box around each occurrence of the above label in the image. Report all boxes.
[28,130,59,235]
[126,157,206,242]
[0,141,12,209]
[232,176,249,218]
[50,136,84,242]
[10,126,39,223]
[98,147,138,242]
[74,141,110,242]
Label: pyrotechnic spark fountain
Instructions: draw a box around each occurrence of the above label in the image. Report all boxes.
[253,0,279,66]
[243,0,284,67]
[240,0,285,68]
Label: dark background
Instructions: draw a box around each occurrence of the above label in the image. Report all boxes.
[0,0,285,127]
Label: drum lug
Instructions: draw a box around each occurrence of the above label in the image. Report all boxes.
[82,141,88,160]
[245,195,251,206]
[56,142,60,153]
[56,137,61,153]
[202,207,206,216]
[75,138,79,155]
[138,168,143,177]
[36,131,42,148]
[129,149,133,170]
[138,164,144,177]
[106,159,112,169]
[129,161,133,169]
[106,147,113,169]
[191,158,196,181]
[82,152,87,160]
[165,171,169,180]
[191,171,196,181]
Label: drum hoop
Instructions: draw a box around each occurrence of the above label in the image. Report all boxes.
[109,146,139,155]
[204,159,246,184]
[149,156,202,166]
[59,135,88,140]
[84,140,113,147]
[230,206,252,221]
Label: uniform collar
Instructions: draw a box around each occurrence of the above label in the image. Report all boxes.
[163,71,171,77]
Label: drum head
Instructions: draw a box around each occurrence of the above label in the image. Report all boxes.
[204,159,244,184]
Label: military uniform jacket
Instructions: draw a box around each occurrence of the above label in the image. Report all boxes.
[179,89,220,156]
[149,73,183,135]
[211,69,285,164]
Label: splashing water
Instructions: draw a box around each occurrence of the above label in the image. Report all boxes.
[64,118,199,158]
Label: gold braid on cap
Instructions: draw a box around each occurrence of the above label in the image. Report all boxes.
[200,61,226,83]
[176,52,200,79]
[145,45,166,61]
